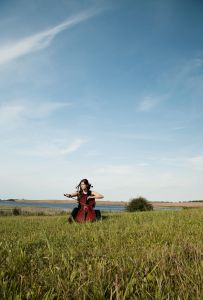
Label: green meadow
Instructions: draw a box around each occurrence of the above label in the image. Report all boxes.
[0,209,202,299]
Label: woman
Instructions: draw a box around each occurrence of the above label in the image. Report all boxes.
[64,178,104,223]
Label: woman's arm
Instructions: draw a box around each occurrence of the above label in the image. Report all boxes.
[90,191,104,199]
[64,192,78,198]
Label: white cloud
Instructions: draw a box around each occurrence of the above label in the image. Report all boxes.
[86,150,102,157]
[160,58,203,97]
[137,58,203,114]
[19,138,87,158]
[0,103,25,124]
[28,102,71,119]
[137,162,149,167]
[138,96,162,112]
[172,126,188,131]
[1,156,203,200]
[60,138,87,155]
[188,156,203,170]
[107,132,172,142]
[152,155,203,171]
[173,58,203,84]
[139,97,159,111]
[0,101,71,127]
[97,165,133,175]
[0,9,98,66]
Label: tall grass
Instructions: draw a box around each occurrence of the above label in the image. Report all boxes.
[0,209,202,299]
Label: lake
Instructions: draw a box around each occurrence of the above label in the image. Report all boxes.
[0,201,182,211]
[0,200,125,211]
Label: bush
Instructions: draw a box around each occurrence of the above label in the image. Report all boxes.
[13,207,21,216]
[126,197,153,212]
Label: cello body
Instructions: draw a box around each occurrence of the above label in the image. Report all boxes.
[75,194,96,223]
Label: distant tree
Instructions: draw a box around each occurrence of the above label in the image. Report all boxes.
[126,197,153,212]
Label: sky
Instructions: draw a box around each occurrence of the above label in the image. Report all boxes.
[0,0,203,201]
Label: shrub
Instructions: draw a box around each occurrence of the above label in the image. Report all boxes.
[13,207,21,216]
[126,197,153,212]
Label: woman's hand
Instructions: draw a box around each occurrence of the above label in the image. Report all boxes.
[64,192,78,198]
[64,194,71,198]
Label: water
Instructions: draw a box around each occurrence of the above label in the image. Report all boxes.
[0,200,182,211]
[0,200,125,211]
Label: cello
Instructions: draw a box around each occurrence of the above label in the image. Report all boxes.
[75,193,96,222]
[65,193,97,222]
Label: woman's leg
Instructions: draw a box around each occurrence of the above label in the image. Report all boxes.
[68,207,79,223]
[71,207,79,218]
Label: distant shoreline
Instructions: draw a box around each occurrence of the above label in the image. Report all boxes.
[151,201,203,207]
[6,199,203,207]
[14,199,128,206]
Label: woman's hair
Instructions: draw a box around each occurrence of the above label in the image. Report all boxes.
[76,179,93,196]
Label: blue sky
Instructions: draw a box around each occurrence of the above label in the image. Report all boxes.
[1,0,203,201]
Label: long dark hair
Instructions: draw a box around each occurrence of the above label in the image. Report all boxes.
[76,179,93,197]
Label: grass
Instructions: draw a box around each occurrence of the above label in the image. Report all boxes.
[0,205,67,216]
[0,209,202,299]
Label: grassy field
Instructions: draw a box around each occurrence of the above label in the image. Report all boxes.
[0,205,68,216]
[0,209,202,299]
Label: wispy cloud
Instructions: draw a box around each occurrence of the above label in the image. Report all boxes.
[0,9,98,66]
[160,57,203,103]
[152,155,203,171]
[0,101,72,133]
[138,95,167,112]
[172,126,188,131]
[0,101,71,127]
[0,103,25,125]
[188,155,203,170]
[169,58,203,88]
[86,150,102,157]
[27,102,72,119]
[106,132,172,142]
[23,138,87,157]
[138,58,203,114]
[138,96,159,112]
[97,165,133,175]
[60,138,87,155]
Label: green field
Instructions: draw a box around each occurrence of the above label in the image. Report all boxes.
[0,209,202,299]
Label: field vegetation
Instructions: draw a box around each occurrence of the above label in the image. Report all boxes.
[0,206,67,216]
[0,209,202,299]
[126,197,153,212]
